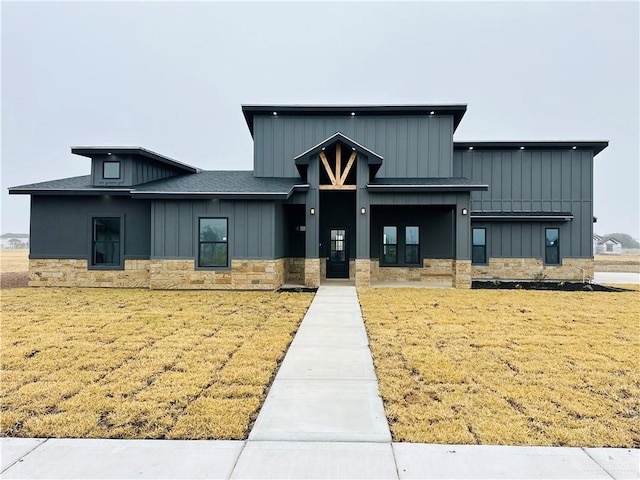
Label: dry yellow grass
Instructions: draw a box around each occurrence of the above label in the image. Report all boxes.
[0,249,29,273]
[595,254,640,273]
[1,288,312,439]
[359,288,640,447]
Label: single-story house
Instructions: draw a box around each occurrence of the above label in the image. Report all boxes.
[9,104,607,289]
[596,237,623,255]
[0,233,30,249]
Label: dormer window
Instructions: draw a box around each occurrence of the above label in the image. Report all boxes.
[103,161,121,179]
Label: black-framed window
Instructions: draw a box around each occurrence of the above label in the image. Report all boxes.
[472,228,487,264]
[199,218,228,267]
[382,226,397,264]
[92,217,121,266]
[103,161,121,179]
[405,226,420,264]
[545,228,560,265]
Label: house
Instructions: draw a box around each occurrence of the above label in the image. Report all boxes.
[593,234,603,255]
[9,104,607,289]
[596,237,623,255]
[0,233,29,249]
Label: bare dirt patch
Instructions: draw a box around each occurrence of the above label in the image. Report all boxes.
[0,272,28,289]
[1,288,313,439]
[359,288,640,447]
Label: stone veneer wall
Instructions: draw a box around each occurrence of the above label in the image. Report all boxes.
[472,258,594,282]
[304,258,321,287]
[355,259,371,288]
[370,258,454,284]
[149,259,285,290]
[453,260,472,289]
[29,259,151,288]
[285,257,305,284]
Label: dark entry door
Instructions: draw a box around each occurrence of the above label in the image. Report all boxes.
[327,228,349,278]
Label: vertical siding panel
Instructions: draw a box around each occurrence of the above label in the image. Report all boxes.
[426,118,439,177]
[397,117,408,178]
[408,118,419,178]
[417,117,428,178]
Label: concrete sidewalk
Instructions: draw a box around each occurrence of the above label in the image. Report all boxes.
[2,286,638,479]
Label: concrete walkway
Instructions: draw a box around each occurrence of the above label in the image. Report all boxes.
[2,285,639,479]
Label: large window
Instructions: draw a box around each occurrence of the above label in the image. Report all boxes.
[92,217,121,266]
[545,228,560,265]
[382,226,397,264]
[405,226,420,264]
[199,218,228,267]
[472,228,487,264]
[103,161,121,179]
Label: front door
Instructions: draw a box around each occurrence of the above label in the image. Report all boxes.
[327,228,349,278]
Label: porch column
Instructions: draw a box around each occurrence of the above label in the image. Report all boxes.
[305,159,321,287]
[355,155,371,288]
[454,193,472,288]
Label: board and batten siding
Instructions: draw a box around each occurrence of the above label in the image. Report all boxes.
[92,156,185,187]
[253,115,454,179]
[454,149,594,258]
[151,200,276,260]
[29,195,151,259]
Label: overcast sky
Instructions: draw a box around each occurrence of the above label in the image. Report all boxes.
[2,1,638,238]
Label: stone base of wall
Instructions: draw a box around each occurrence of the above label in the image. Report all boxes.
[29,259,151,288]
[453,260,472,289]
[149,259,286,290]
[370,258,454,284]
[285,257,305,284]
[304,258,321,288]
[355,259,371,288]
[472,258,595,282]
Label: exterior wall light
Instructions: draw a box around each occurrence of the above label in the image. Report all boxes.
[310,208,315,215]
[272,112,277,116]
[468,146,473,150]
[430,111,435,115]
[360,207,366,215]
[461,208,468,215]
[351,112,356,116]
[572,146,577,150]
[520,146,525,150]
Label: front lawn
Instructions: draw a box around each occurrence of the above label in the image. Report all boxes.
[359,288,639,447]
[1,288,312,439]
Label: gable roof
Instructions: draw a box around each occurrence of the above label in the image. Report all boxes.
[71,146,199,173]
[242,104,468,136]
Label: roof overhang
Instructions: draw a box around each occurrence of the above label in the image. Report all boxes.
[9,187,132,196]
[454,141,608,156]
[471,211,574,222]
[242,104,468,137]
[129,184,309,200]
[71,146,199,173]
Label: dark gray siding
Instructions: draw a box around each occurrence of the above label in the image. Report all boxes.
[151,200,276,259]
[455,149,594,258]
[472,222,575,259]
[254,115,454,179]
[92,155,186,187]
[30,195,151,258]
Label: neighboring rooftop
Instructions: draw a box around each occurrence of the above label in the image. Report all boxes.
[242,104,468,136]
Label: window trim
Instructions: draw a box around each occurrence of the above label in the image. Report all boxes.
[544,227,560,265]
[381,225,398,265]
[197,217,229,269]
[472,227,487,265]
[89,215,124,270]
[404,225,420,265]
[103,161,121,180]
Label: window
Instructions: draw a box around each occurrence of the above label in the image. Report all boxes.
[606,243,613,252]
[103,161,121,179]
[382,226,397,264]
[92,217,121,266]
[545,228,560,265]
[199,218,228,267]
[472,228,486,264]
[405,226,420,264]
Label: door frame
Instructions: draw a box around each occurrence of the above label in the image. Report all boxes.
[326,226,349,279]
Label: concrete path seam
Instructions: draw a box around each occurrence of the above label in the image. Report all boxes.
[0,438,48,475]
[580,447,616,480]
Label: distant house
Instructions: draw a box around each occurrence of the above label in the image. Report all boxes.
[0,233,29,249]
[597,237,623,255]
[9,104,608,289]
[593,234,602,255]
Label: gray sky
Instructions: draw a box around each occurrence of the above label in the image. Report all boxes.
[2,1,639,238]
